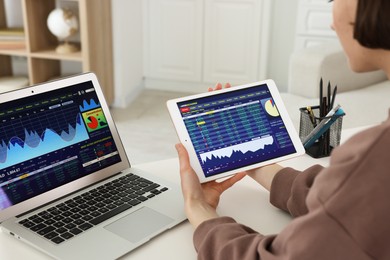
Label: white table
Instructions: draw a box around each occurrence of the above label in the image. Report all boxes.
[0,126,370,259]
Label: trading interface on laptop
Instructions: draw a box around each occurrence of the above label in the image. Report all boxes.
[0,81,122,210]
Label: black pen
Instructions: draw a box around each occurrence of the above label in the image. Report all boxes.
[327,81,331,113]
[330,85,338,109]
[319,78,323,116]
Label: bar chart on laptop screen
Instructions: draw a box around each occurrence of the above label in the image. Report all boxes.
[179,85,296,177]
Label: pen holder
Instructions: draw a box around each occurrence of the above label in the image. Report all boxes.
[299,106,344,158]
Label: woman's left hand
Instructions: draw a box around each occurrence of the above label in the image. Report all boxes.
[175,143,246,228]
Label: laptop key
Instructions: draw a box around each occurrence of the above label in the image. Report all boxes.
[106,204,117,210]
[32,217,44,224]
[62,218,73,224]
[98,208,109,213]
[44,219,55,225]
[128,200,141,206]
[137,196,148,202]
[53,222,64,228]
[74,219,85,226]
[120,197,131,202]
[44,231,59,240]
[22,221,35,228]
[53,215,64,221]
[65,223,76,229]
[38,226,56,236]
[138,177,153,184]
[135,190,146,195]
[69,228,83,235]
[90,211,101,217]
[79,210,90,216]
[19,219,29,224]
[113,200,124,206]
[142,183,160,192]
[56,227,67,234]
[82,215,93,221]
[90,204,132,225]
[127,174,140,181]
[62,211,73,217]
[51,236,65,244]
[151,190,162,195]
[30,223,46,232]
[61,232,74,240]
[79,223,93,231]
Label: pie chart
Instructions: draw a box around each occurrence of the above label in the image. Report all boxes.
[264,99,279,117]
[87,116,99,129]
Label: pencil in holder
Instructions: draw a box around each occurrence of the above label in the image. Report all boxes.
[299,106,344,158]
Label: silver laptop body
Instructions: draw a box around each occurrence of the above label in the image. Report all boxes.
[0,73,185,259]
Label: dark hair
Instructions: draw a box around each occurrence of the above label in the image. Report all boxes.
[354,0,390,50]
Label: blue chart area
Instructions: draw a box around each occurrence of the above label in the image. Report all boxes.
[200,135,275,163]
[200,135,279,172]
[0,104,89,170]
[79,98,100,112]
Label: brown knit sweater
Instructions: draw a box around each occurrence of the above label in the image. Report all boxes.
[194,111,390,260]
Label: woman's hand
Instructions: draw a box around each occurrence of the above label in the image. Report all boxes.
[208,82,231,92]
[246,164,283,191]
[175,143,246,228]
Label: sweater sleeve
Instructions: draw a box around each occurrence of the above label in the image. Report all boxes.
[194,217,277,260]
[193,119,390,260]
[193,165,325,259]
[270,164,324,217]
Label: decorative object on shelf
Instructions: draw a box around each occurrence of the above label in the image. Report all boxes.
[0,27,25,49]
[46,8,79,54]
[0,0,113,104]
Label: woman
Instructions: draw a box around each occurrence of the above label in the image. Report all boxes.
[175,0,390,259]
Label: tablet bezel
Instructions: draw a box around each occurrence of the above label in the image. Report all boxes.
[167,79,305,183]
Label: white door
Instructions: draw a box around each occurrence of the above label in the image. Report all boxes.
[145,0,203,82]
[203,0,263,85]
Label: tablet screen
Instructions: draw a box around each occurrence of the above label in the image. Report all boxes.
[176,83,297,177]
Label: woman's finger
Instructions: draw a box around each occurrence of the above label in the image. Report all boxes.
[175,143,191,173]
[218,172,246,192]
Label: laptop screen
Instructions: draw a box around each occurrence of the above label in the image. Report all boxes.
[0,81,122,211]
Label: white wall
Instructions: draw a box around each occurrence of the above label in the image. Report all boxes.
[3,0,23,27]
[111,0,144,108]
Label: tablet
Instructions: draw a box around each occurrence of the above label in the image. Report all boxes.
[167,80,305,183]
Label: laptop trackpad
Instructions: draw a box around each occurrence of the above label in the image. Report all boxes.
[104,207,174,243]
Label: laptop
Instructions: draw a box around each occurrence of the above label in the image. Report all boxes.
[0,73,186,259]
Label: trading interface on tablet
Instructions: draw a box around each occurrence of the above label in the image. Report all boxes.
[177,84,296,177]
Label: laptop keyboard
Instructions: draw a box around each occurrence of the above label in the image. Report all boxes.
[18,173,168,244]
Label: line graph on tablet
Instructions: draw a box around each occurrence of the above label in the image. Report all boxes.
[179,85,296,177]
